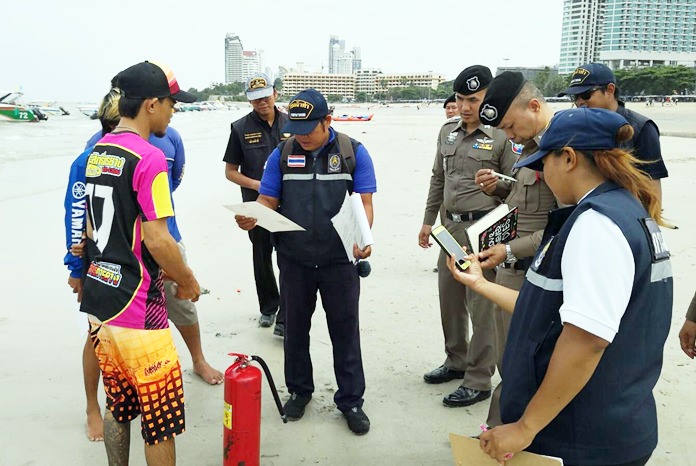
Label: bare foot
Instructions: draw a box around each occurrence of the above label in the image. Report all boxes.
[86,410,104,441]
[193,360,224,385]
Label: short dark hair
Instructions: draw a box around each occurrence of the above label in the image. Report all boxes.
[118,96,146,119]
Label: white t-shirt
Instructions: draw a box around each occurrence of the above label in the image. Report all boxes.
[559,208,635,343]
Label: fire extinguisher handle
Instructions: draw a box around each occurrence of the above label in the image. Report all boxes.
[251,355,288,423]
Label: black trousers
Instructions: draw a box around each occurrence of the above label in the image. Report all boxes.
[566,454,651,466]
[248,227,282,324]
[278,254,365,411]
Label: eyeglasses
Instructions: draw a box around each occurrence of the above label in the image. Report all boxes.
[572,87,605,102]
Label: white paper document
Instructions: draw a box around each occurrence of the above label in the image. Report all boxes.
[224,202,305,232]
[331,192,374,262]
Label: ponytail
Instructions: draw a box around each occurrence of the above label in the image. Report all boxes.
[586,124,665,225]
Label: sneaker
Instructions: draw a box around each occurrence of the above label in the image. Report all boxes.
[283,393,311,421]
[343,406,370,435]
[273,323,285,337]
[259,314,275,328]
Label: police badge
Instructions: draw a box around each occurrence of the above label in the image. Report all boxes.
[467,76,480,92]
[328,154,342,173]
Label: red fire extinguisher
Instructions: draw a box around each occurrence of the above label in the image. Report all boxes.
[223,353,286,466]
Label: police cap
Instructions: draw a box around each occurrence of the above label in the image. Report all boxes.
[478,71,526,127]
[452,65,492,96]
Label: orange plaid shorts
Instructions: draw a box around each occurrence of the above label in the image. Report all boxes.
[89,319,185,445]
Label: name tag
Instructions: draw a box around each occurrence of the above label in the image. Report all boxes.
[244,132,262,144]
[472,143,493,151]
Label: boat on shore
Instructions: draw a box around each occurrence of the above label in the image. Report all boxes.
[77,105,99,118]
[333,114,374,122]
[28,102,70,116]
[0,92,39,122]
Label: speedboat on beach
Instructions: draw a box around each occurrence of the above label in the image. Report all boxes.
[77,105,99,118]
[333,114,374,122]
[0,92,40,122]
[28,102,70,116]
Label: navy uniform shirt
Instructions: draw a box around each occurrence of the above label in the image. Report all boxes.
[223,107,289,201]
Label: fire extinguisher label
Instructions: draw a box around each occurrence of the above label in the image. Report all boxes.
[223,401,232,429]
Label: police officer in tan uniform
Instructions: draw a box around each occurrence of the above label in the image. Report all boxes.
[418,65,517,407]
[475,72,557,426]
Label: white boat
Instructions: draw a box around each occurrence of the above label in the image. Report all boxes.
[28,102,69,116]
[77,105,98,118]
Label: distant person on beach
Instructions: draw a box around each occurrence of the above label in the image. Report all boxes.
[418,65,517,408]
[223,72,288,337]
[80,61,200,465]
[235,88,376,435]
[475,72,557,427]
[679,292,696,359]
[443,94,459,119]
[450,107,672,466]
[558,63,669,208]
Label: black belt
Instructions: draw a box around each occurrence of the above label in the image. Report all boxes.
[500,257,533,272]
[445,209,492,223]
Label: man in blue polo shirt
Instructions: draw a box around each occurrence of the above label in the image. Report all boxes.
[235,88,376,435]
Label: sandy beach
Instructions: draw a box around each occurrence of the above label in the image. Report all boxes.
[0,101,694,466]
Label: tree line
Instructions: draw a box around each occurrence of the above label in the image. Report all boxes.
[185,66,696,102]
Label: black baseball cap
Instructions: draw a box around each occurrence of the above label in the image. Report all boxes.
[478,71,526,127]
[452,65,493,96]
[116,61,196,103]
[282,89,330,135]
[557,63,616,97]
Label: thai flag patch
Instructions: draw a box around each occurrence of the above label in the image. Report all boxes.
[511,142,524,155]
[287,155,306,168]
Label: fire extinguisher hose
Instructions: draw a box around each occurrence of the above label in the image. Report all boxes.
[251,355,288,423]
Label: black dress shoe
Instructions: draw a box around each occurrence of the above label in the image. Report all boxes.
[423,365,465,384]
[273,323,285,337]
[443,386,491,407]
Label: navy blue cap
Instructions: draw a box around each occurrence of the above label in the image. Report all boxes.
[514,108,630,171]
[557,63,616,97]
[283,88,329,135]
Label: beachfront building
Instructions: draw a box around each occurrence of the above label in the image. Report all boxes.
[496,66,559,81]
[282,73,356,100]
[559,0,606,73]
[377,73,446,91]
[224,33,244,83]
[560,0,696,72]
[355,69,383,96]
[599,0,696,69]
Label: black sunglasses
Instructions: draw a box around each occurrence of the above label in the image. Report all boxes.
[572,87,606,102]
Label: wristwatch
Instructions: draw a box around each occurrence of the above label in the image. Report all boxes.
[505,244,517,264]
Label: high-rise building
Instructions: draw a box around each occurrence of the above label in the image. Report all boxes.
[328,36,341,74]
[242,51,260,82]
[352,47,362,71]
[559,0,606,73]
[224,33,244,83]
[560,0,696,73]
[600,0,696,69]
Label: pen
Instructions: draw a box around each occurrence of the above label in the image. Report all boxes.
[491,171,517,183]
[479,424,514,461]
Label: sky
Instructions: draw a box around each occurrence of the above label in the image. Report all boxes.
[2,0,564,102]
